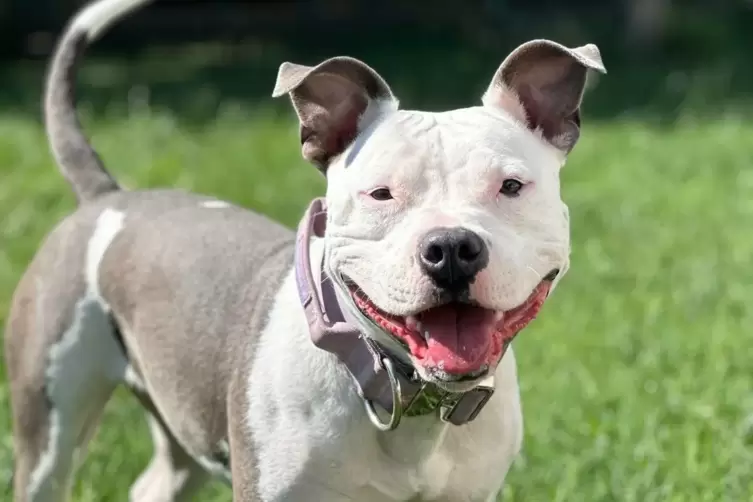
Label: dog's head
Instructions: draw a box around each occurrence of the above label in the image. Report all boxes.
[274,40,605,391]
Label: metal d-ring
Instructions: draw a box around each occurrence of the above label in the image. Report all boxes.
[363,357,403,432]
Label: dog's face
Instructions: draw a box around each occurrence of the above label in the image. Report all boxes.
[275,40,605,391]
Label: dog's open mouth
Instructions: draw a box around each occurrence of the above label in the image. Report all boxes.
[349,277,555,379]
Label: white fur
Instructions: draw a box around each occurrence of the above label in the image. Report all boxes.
[327,106,569,317]
[247,239,523,501]
[200,200,231,209]
[85,208,123,308]
[323,105,571,383]
[129,415,186,501]
[194,443,232,484]
[72,0,152,41]
[27,209,128,501]
[128,415,211,502]
[124,364,146,392]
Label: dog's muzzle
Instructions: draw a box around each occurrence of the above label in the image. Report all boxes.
[294,198,501,431]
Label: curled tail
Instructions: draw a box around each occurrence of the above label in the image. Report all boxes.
[44,0,153,203]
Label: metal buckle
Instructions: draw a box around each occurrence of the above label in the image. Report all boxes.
[362,352,497,430]
[363,357,403,431]
[441,376,496,425]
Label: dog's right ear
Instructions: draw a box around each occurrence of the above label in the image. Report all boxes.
[272,57,398,173]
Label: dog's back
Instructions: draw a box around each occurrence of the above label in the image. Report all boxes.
[5,1,297,500]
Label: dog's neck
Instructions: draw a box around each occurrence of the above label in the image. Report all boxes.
[294,198,496,430]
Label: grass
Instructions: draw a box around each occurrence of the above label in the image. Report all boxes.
[1,55,753,501]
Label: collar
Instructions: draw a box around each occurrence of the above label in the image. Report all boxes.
[294,198,495,431]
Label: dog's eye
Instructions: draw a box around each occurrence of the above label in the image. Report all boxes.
[368,188,393,201]
[500,179,523,197]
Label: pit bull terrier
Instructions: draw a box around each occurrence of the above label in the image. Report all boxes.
[4,0,606,500]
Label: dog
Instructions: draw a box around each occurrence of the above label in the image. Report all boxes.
[4,0,606,500]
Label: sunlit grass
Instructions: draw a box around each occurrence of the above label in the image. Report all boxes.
[1,98,752,500]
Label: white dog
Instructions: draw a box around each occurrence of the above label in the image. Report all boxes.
[4,0,605,500]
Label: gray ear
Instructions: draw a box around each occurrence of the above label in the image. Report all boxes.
[272,56,397,172]
[482,40,606,153]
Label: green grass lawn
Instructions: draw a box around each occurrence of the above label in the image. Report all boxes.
[1,72,753,500]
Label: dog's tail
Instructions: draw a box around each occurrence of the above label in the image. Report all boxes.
[45,0,153,204]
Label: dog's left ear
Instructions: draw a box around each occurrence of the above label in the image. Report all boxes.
[483,40,606,153]
[273,56,397,172]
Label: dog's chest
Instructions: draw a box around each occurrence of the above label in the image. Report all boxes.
[248,271,520,501]
[332,419,510,501]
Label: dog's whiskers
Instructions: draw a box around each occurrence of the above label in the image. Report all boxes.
[525,265,544,282]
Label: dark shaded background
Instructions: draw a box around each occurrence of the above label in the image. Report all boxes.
[1,0,752,125]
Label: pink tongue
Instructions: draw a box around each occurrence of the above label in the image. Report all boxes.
[421,305,497,374]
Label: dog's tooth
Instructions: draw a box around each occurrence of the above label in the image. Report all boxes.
[494,311,505,323]
[416,321,423,333]
[406,315,419,331]
[423,329,431,341]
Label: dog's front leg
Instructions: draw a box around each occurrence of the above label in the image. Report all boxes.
[229,396,361,502]
[239,268,370,502]
[251,478,365,502]
[242,372,366,502]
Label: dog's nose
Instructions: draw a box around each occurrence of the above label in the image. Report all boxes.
[418,227,489,291]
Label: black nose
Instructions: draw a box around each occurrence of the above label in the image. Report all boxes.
[418,227,489,291]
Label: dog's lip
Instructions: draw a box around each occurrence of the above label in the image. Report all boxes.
[342,268,558,318]
[343,270,556,376]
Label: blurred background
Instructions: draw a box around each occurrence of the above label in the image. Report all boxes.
[1,1,753,501]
